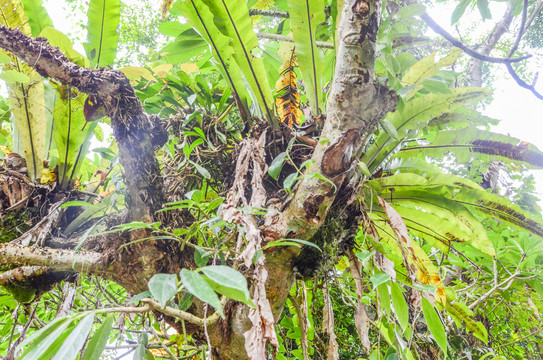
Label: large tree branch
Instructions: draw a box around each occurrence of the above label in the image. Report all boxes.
[421,13,530,64]
[0,24,167,222]
[466,5,514,86]
[0,243,106,273]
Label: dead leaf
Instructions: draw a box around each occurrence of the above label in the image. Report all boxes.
[323,283,339,360]
[378,196,446,304]
[275,50,303,127]
[354,304,371,354]
[40,168,56,184]
[374,251,396,279]
[221,130,278,358]
[160,0,173,19]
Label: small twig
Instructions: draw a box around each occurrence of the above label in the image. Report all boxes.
[469,270,520,310]
[508,0,528,57]
[141,297,226,327]
[202,304,212,359]
[505,62,543,100]
[495,328,542,348]
[148,326,177,360]
[288,293,309,360]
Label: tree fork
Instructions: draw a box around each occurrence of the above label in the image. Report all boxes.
[211,0,396,358]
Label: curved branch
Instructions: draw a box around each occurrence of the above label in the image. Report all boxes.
[141,298,224,327]
[420,13,530,64]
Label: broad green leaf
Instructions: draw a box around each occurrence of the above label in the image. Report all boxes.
[80,315,114,360]
[198,0,274,122]
[477,0,492,20]
[158,20,187,37]
[0,0,47,181]
[180,269,224,318]
[148,273,178,306]
[268,152,287,180]
[19,317,74,360]
[362,87,489,173]
[369,173,495,255]
[20,0,53,36]
[7,67,47,180]
[64,192,113,235]
[370,273,391,288]
[355,251,374,265]
[451,0,470,24]
[357,161,371,178]
[17,317,69,355]
[129,291,152,304]
[172,2,249,112]
[194,247,211,268]
[400,49,461,99]
[0,52,11,64]
[287,0,325,114]
[159,27,211,65]
[283,173,299,193]
[0,70,29,83]
[201,265,254,307]
[84,0,121,67]
[398,128,543,169]
[51,314,95,360]
[39,27,89,67]
[379,118,399,140]
[377,283,391,316]
[52,90,96,189]
[421,297,447,357]
[390,282,408,332]
[398,3,426,18]
[178,293,194,311]
[190,160,211,178]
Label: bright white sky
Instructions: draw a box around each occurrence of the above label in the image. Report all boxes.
[18,1,543,210]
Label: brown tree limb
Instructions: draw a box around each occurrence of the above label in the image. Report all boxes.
[0,266,48,286]
[0,24,167,222]
[0,243,105,274]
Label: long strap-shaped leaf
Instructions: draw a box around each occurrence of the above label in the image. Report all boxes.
[84,0,120,67]
[53,89,96,189]
[1,0,46,180]
[287,0,325,115]
[362,87,489,172]
[20,0,52,36]
[398,128,543,169]
[174,0,248,113]
[372,172,543,238]
[200,0,274,124]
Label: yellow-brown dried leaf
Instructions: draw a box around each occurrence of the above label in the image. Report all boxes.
[275,54,303,127]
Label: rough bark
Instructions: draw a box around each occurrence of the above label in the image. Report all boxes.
[210,0,396,358]
[0,0,397,357]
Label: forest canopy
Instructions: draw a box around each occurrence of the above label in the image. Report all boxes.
[0,0,542,359]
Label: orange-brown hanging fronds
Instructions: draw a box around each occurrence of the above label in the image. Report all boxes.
[275,51,303,127]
